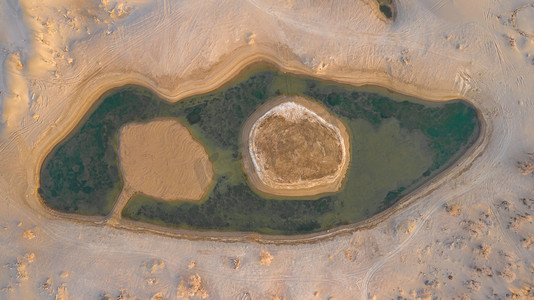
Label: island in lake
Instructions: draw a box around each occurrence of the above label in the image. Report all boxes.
[39,65,480,234]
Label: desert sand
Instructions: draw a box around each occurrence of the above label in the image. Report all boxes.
[242,96,351,197]
[118,119,213,202]
[0,0,534,298]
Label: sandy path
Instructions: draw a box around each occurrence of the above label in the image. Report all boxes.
[107,184,136,223]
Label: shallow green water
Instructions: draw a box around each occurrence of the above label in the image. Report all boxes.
[39,65,480,234]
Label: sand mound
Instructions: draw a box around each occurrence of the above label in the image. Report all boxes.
[118,119,213,201]
[513,4,534,38]
[242,96,350,197]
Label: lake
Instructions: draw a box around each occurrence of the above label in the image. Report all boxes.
[39,64,480,234]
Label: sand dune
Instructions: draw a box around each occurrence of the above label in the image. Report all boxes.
[0,0,533,298]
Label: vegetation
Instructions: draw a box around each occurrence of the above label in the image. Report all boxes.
[376,0,394,19]
[39,65,479,234]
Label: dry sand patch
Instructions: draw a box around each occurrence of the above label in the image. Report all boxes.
[118,119,213,202]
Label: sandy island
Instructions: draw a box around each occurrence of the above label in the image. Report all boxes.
[242,96,351,197]
[1,0,534,298]
[118,119,213,202]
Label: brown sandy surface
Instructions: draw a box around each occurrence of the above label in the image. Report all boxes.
[118,119,213,202]
[1,0,534,298]
[242,96,350,197]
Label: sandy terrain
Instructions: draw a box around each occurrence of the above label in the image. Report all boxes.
[1,0,534,298]
[242,96,350,197]
[118,119,213,203]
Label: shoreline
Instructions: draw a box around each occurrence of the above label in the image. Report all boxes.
[29,50,488,244]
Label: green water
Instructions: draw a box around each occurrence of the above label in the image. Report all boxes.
[38,64,480,234]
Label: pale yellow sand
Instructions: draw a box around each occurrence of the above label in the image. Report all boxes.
[0,0,534,298]
[118,119,213,202]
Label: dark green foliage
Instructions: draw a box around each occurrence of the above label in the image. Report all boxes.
[123,180,336,234]
[376,0,394,19]
[39,67,479,233]
[384,186,406,204]
[304,82,479,174]
[185,106,202,124]
[38,89,161,215]
[379,5,393,19]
